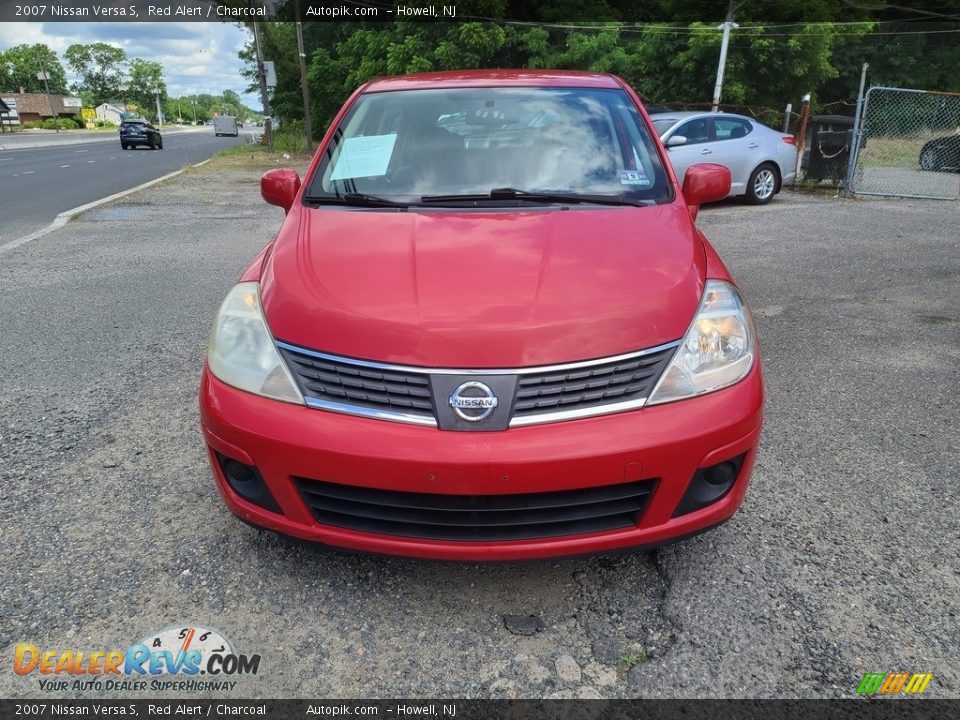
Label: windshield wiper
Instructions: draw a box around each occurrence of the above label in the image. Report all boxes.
[303,192,409,208]
[420,188,648,206]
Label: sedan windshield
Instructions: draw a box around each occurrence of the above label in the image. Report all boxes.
[306,87,672,205]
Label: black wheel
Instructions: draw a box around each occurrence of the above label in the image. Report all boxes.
[149,137,156,150]
[121,143,128,150]
[745,163,779,205]
[919,147,939,172]
[157,137,163,150]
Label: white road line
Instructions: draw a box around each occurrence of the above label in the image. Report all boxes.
[60,164,70,168]
[22,170,34,174]
[74,149,88,153]
[87,160,95,163]
[0,157,13,162]
[1,157,212,255]
[109,156,116,160]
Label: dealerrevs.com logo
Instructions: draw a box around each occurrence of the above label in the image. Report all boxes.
[856,672,934,695]
[14,625,261,693]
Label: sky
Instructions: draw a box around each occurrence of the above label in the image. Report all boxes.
[0,22,261,110]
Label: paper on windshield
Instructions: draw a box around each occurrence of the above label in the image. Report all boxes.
[329,133,398,180]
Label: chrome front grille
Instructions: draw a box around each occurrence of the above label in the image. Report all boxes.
[512,347,675,419]
[276,340,679,428]
[277,343,435,424]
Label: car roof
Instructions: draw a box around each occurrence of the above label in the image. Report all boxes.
[649,111,755,124]
[363,70,624,92]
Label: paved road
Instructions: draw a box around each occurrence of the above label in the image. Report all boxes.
[0,171,956,699]
[0,128,249,243]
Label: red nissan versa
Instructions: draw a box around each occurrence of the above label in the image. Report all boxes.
[199,71,764,561]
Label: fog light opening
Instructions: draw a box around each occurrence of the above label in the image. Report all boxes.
[704,461,738,487]
[673,453,747,517]
[215,452,282,514]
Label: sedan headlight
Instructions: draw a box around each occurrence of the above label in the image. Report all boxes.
[207,282,304,404]
[646,280,756,405]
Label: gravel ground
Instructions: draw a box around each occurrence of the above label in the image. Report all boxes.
[0,165,957,699]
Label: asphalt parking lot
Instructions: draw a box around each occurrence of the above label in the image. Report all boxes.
[0,165,957,699]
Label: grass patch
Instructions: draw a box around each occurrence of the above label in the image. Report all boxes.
[617,650,649,672]
[858,133,953,168]
[184,141,311,175]
[215,143,271,159]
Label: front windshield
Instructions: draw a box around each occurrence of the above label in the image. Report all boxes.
[651,118,678,136]
[307,87,672,204]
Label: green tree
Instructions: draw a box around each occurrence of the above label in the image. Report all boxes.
[64,42,127,106]
[126,58,167,120]
[0,44,69,94]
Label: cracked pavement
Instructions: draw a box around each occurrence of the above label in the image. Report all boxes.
[1,162,957,698]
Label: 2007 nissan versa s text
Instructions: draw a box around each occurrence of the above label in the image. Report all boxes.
[199,71,764,560]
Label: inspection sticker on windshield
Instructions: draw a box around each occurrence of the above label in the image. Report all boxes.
[620,169,651,186]
[330,133,397,180]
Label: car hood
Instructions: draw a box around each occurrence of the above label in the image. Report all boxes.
[260,204,705,368]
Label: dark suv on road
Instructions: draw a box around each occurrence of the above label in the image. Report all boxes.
[120,120,163,150]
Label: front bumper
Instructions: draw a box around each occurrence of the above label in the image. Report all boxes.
[200,364,763,560]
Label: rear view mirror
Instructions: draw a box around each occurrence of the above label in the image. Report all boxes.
[261,169,301,214]
[666,135,688,148]
[682,163,731,220]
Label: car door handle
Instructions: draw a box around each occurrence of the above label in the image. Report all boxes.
[748,143,759,149]
[700,148,712,154]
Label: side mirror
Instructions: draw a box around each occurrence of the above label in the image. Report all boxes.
[682,163,731,220]
[666,135,688,148]
[261,168,301,214]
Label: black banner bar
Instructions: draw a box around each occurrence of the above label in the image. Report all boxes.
[2,700,959,720]
[0,1,462,23]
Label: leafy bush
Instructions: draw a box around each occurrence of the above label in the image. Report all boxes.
[272,119,307,154]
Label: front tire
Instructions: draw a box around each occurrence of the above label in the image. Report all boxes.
[746,163,778,205]
[157,137,163,150]
[121,143,128,150]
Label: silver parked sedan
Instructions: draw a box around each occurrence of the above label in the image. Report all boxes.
[651,112,798,204]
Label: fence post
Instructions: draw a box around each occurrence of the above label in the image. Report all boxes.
[843,63,869,197]
[794,94,811,179]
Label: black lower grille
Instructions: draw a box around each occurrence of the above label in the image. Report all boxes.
[295,477,655,541]
[512,346,675,417]
[279,343,434,418]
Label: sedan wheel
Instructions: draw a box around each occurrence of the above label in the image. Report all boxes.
[746,164,777,205]
[920,148,939,171]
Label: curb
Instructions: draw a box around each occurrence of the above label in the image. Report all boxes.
[0,158,212,255]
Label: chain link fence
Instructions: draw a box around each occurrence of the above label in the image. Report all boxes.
[848,86,960,200]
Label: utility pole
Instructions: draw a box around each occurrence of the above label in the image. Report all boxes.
[294,0,313,153]
[35,48,59,134]
[711,0,738,112]
[252,21,274,152]
[153,87,163,125]
[192,98,197,125]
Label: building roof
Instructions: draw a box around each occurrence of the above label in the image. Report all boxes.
[0,97,9,113]
[0,92,69,116]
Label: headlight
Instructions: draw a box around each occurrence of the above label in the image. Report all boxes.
[207,282,304,404]
[646,280,756,405]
